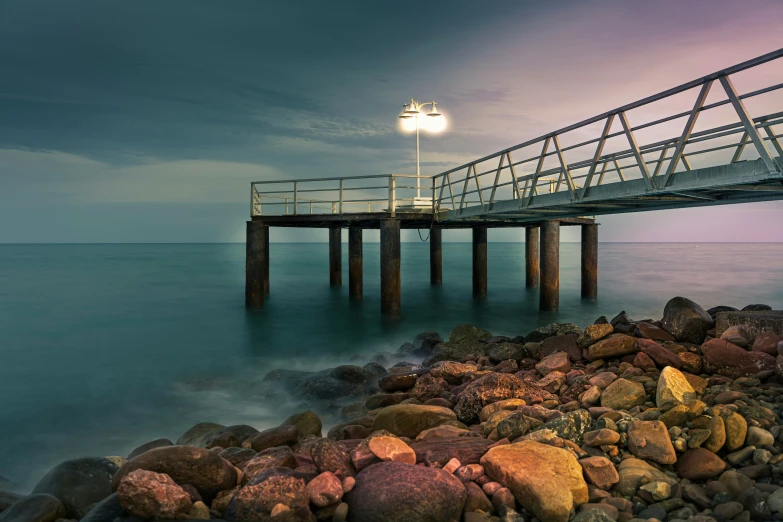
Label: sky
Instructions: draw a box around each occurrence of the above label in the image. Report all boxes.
[0,0,782,243]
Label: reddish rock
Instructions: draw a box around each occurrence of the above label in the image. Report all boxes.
[638,339,682,369]
[243,446,298,484]
[464,481,493,513]
[110,446,238,502]
[116,470,191,519]
[305,471,343,508]
[219,447,257,469]
[225,467,309,520]
[588,372,617,389]
[453,373,555,424]
[633,352,657,371]
[378,372,418,392]
[410,437,495,466]
[579,456,619,490]
[720,325,753,348]
[344,462,466,522]
[679,352,703,374]
[431,361,478,384]
[636,322,676,342]
[701,339,776,377]
[310,439,355,480]
[368,436,416,465]
[410,374,449,402]
[752,332,783,356]
[243,425,299,452]
[536,351,571,376]
[626,421,677,465]
[541,334,582,361]
[583,429,620,447]
[371,404,457,438]
[676,448,726,480]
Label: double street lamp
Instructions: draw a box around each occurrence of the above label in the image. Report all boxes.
[398,98,444,198]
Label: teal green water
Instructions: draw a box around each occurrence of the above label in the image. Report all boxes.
[1,242,782,489]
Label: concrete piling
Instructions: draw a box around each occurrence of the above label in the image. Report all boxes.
[380,219,401,316]
[329,227,342,287]
[349,227,363,299]
[245,221,266,309]
[525,227,539,288]
[430,228,442,285]
[540,220,560,312]
[473,227,488,298]
[581,223,598,300]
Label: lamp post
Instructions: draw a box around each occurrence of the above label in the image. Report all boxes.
[399,98,443,198]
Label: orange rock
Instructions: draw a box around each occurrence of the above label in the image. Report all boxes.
[368,436,416,465]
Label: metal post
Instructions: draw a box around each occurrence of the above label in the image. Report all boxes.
[380,219,401,317]
[581,224,598,300]
[540,220,560,312]
[349,227,362,300]
[264,225,270,295]
[293,182,298,215]
[525,227,539,288]
[416,114,421,198]
[430,228,442,285]
[245,221,266,309]
[329,227,341,287]
[473,227,488,298]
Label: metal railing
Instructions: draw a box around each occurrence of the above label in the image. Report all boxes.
[251,174,433,217]
[432,47,783,217]
[250,48,783,220]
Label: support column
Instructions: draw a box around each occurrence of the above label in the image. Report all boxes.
[349,227,363,299]
[329,227,342,287]
[473,227,487,298]
[525,226,539,288]
[380,219,401,316]
[581,223,598,300]
[264,225,270,295]
[245,221,266,309]
[540,220,560,312]
[430,228,442,285]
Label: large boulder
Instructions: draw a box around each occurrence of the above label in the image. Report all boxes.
[116,470,192,519]
[656,366,696,411]
[31,457,119,519]
[79,493,125,522]
[344,461,466,522]
[661,297,713,344]
[701,338,776,377]
[293,375,365,401]
[243,425,299,452]
[110,446,238,502]
[0,494,65,522]
[371,404,457,438]
[282,410,322,438]
[481,441,588,522]
[310,439,355,480]
[676,448,726,480]
[128,438,174,459]
[243,446,298,483]
[454,373,555,424]
[449,324,492,343]
[423,341,488,366]
[638,339,681,369]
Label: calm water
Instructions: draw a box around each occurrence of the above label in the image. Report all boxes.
[1,242,781,490]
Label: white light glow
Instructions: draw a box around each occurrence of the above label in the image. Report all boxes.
[397,113,447,134]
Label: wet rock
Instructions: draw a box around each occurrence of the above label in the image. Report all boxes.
[112,445,237,503]
[225,467,309,521]
[587,334,638,360]
[464,481,493,514]
[32,457,119,519]
[0,494,65,522]
[371,404,457,438]
[479,398,527,422]
[676,448,726,480]
[410,373,449,402]
[661,296,713,344]
[540,334,582,361]
[282,411,323,438]
[409,437,494,466]
[636,322,676,342]
[175,422,225,446]
[496,412,531,440]
[243,425,299,452]
[601,378,645,410]
[721,325,754,348]
[424,341,488,366]
[344,461,466,522]
[454,373,555,424]
[128,438,174,459]
[79,493,124,522]
[310,439,355,480]
[305,471,342,508]
[626,420,677,465]
[488,343,525,363]
[294,375,365,400]
[752,332,783,356]
[450,324,492,343]
[579,456,619,490]
[536,351,571,375]
[737,487,771,520]
[116,470,191,519]
[614,458,676,497]
[656,366,697,411]
[577,324,614,348]
[431,361,479,384]
[365,392,410,409]
[219,447,257,469]
[330,365,374,383]
[367,436,416,464]
[378,372,419,392]
[481,440,588,522]
[242,446,298,484]
[536,409,592,444]
[746,426,774,447]
[701,338,776,377]
[583,429,620,447]
[638,338,682,369]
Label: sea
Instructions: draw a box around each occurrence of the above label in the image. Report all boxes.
[1,242,782,490]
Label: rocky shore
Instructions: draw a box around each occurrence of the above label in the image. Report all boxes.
[3,296,783,522]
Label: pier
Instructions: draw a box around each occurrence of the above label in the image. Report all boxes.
[246,48,783,316]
